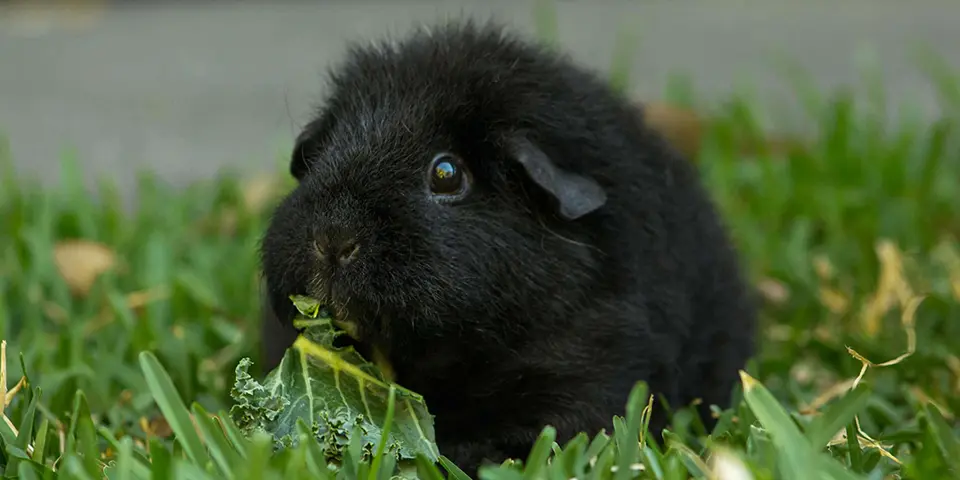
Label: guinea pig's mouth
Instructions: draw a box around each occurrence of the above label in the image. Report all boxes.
[330,322,372,357]
[328,315,396,382]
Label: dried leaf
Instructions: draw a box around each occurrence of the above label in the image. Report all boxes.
[53,239,117,296]
[757,277,790,305]
[241,174,283,213]
[818,287,850,315]
[642,102,705,161]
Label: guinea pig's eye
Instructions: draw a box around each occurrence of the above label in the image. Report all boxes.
[428,153,469,196]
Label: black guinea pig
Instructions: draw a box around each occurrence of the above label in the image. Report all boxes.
[259,19,757,474]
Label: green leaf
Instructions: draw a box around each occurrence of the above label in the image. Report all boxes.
[138,351,212,468]
[228,299,438,475]
[289,294,323,319]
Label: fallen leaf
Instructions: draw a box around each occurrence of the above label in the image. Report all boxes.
[642,102,705,160]
[757,277,790,305]
[241,174,283,213]
[813,255,836,280]
[140,415,173,439]
[818,287,849,315]
[53,240,117,296]
[640,100,810,161]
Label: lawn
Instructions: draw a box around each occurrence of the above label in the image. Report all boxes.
[2,25,960,480]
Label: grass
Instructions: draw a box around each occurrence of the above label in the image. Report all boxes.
[2,19,960,480]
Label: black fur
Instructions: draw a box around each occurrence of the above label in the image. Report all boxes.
[259,19,756,474]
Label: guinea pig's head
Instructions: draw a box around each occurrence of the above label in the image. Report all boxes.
[261,21,623,346]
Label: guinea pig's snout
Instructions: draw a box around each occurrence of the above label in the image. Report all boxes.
[313,229,361,267]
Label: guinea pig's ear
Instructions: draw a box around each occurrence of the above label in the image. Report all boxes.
[290,112,336,181]
[502,133,607,220]
[289,129,314,181]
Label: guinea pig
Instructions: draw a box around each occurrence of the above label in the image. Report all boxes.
[258,19,757,474]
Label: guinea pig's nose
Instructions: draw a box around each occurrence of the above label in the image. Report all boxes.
[314,232,360,266]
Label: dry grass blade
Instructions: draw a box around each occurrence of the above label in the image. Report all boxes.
[0,340,34,456]
[831,240,928,466]
[859,240,915,337]
[638,393,654,448]
[846,295,924,389]
[799,378,857,415]
[908,386,954,420]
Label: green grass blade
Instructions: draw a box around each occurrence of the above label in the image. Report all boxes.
[294,419,330,478]
[439,455,474,480]
[532,0,557,46]
[138,351,212,468]
[415,454,445,480]
[148,437,174,480]
[846,423,865,474]
[924,403,960,471]
[369,384,398,480]
[31,417,49,464]
[739,371,813,480]
[522,426,557,479]
[805,386,872,448]
[97,427,152,479]
[110,436,136,480]
[17,462,42,480]
[191,402,240,479]
[215,409,249,459]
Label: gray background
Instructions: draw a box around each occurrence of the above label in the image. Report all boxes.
[2,0,958,197]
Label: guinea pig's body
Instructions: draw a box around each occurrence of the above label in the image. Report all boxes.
[260,20,756,473]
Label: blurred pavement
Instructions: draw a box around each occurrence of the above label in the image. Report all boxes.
[1,0,958,198]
